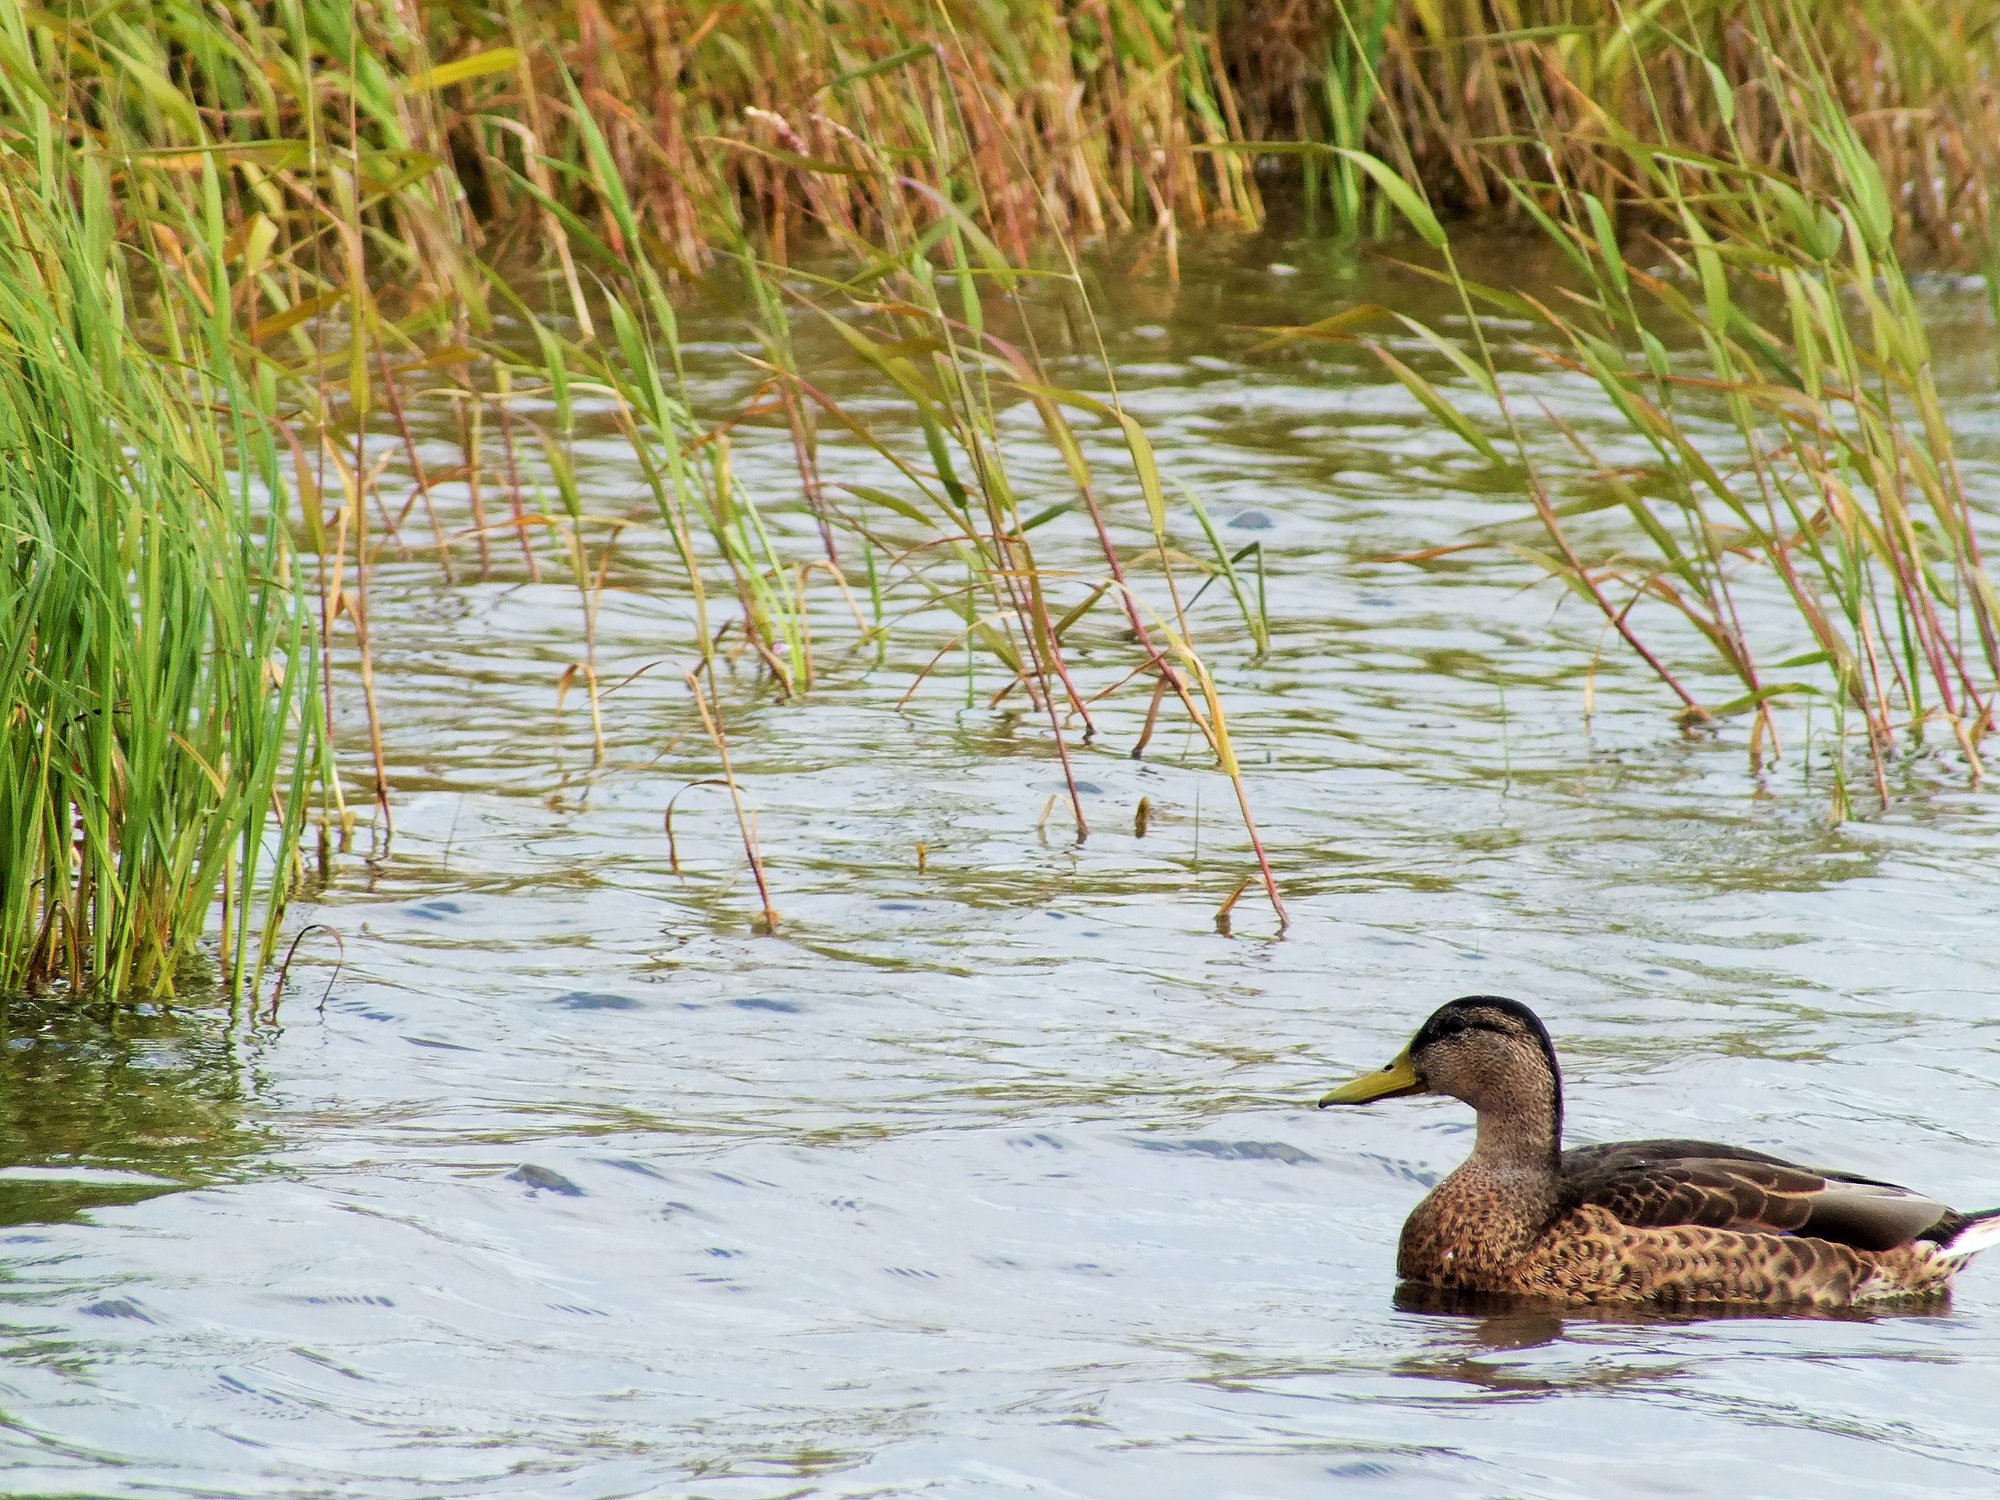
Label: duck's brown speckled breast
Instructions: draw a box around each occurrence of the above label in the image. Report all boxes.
[1395,1166,1560,1291]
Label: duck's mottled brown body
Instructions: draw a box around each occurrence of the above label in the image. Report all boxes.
[1398,1143,1967,1308]
[1322,997,1998,1310]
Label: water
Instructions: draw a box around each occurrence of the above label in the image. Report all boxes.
[5,235,2000,1498]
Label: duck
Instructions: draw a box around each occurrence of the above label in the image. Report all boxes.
[1319,996,2000,1309]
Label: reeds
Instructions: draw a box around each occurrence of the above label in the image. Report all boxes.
[1357,0,2000,256]
[492,45,1295,921]
[0,100,327,996]
[46,3,1987,273]
[1330,0,2000,808]
[21,3,2000,314]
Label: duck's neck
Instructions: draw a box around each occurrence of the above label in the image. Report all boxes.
[1472,1104,1560,1176]
[1469,1091,1562,1176]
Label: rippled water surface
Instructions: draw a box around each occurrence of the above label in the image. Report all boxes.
[6,237,2000,1498]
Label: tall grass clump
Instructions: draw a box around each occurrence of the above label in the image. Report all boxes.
[0,133,326,998]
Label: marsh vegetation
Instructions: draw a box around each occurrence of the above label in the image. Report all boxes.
[7,0,2000,989]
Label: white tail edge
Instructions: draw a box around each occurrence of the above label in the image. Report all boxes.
[1938,1212,2000,1263]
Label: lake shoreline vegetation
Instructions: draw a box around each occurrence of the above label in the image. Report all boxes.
[5,0,2000,997]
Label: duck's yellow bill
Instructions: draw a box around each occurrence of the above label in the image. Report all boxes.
[1318,1047,1422,1106]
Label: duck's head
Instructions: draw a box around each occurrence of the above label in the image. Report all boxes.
[1318,996,1562,1129]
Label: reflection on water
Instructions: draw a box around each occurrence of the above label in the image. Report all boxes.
[0,997,258,1225]
[1388,1280,1956,1395]
[1395,1284,1572,1357]
[2,234,1999,1497]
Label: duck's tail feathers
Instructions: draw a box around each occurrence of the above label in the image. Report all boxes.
[1937,1209,2000,1263]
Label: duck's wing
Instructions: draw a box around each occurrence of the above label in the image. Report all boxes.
[1560,1139,1956,1252]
